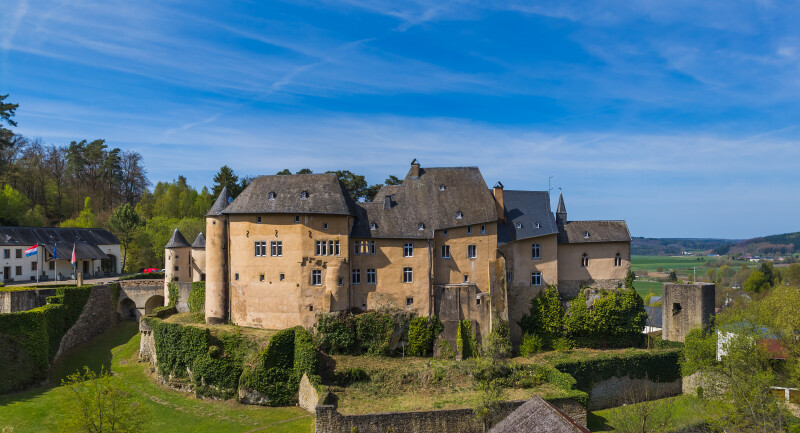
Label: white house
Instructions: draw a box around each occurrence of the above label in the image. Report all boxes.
[0,226,121,283]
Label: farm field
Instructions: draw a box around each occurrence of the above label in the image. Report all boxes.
[632,280,664,297]
[0,322,313,433]
[631,255,753,273]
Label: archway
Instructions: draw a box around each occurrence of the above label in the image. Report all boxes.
[119,298,138,321]
[145,295,165,315]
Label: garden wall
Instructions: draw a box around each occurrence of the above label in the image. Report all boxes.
[0,288,57,313]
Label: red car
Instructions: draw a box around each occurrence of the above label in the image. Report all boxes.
[143,268,161,274]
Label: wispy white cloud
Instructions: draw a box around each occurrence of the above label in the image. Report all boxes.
[1,0,29,51]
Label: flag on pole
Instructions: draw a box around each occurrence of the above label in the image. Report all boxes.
[25,244,38,257]
[53,243,58,260]
[71,244,77,266]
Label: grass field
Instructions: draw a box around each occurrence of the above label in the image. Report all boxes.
[588,395,707,432]
[0,322,313,433]
[631,255,710,272]
[632,280,664,297]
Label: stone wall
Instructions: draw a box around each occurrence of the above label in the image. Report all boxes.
[315,398,586,433]
[0,288,57,313]
[174,282,193,313]
[138,318,156,364]
[557,279,624,298]
[587,376,682,410]
[299,373,321,413]
[54,285,114,360]
[662,283,715,342]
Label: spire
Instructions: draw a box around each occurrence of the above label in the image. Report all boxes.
[165,228,191,249]
[556,192,567,228]
[191,232,206,249]
[206,186,232,216]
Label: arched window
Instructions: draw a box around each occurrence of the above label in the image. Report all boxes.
[581,253,589,267]
[615,252,622,267]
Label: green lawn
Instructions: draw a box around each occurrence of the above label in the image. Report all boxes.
[588,394,707,432]
[0,322,314,433]
[633,280,664,298]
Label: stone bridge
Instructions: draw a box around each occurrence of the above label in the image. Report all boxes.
[117,280,165,320]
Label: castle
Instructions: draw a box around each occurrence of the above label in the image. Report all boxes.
[166,160,630,344]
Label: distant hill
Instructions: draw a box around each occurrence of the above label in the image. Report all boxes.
[633,231,800,257]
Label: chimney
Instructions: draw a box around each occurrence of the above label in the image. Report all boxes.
[492,182,505,223]
[410,158,420,179]
[384,195,392,210]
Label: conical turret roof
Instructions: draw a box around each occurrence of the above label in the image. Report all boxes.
[191,232,206,249]
[165,228,191,249]
[556,192,567,215]
[206,187,232,216]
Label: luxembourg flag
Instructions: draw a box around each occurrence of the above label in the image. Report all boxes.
[25,244,38,257]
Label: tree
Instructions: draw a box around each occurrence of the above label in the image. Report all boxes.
[275,169,291,175]
[327,170,369,202]
[518,286,565,350]
[385,175,402,185]
[758,261,775,286]
[296,168,313,174]
[743,271,769,293]
[0,185,31,225]
[625,269,635,289]
[212,165,240,197]
[60,366,149,433]
[61,197,99,228]
[668,271,678,283]
[0,94,18,149]
[106,204,142,272]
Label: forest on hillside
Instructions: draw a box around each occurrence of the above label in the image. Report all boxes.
[0,94,401,271]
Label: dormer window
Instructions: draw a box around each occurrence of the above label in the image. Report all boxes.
[301,191,309,199]
[418,223,425,231]
[515,222,522,229]
[370,222,377,230]
[584,231,590,238]
[456,211,463,220]
[439,184,446,191]
[534,221,540,229]
[268,191,276,201]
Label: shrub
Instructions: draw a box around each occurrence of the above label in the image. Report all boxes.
[146,318,210,378]
[484,320,512,360]
[334,367,369,386]
[457,320,478,359]
[354,311,396,355]
[519,333,543,357]
[166,281,179,307]
[566,288,647,348]
[187,281,205,315]
[518,286,565,350]
[119,272,165,281]
[314,313,357,355]
[552,337,573,351]
[681,328,717,376]
[438,340,455,360]
[553,348,682,392]
[407,316,444,357]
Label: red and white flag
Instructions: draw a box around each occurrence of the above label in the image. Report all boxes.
[71,244,76,266]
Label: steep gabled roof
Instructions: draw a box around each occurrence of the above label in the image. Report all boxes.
[351,166,498,239]
[207,187,232,216]
[223,174,353,216]
[498,190,558,245]
[191,232,206,249]
[558,220,631,244]
[0,226,119,247]
[489,395,590,433]
[557,192,567,214]
[165,228,191,249]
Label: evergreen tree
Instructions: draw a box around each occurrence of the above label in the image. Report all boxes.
[212,165,240,197]
[106,203,143,272]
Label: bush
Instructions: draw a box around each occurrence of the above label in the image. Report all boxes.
[166,281,179,307]
[438,340,455,360]
[315,311,409,356]
[119,272,165,281]
[519,333,543,357]
[566,288,647,348]
[457,320,478,359]
[187,281,205,315]
[314,313,357,355]
[553,348,682,392]
[334,367,369,386]
[407,316,444,357]
[146,318,210,378]
[552,337,573,351]
[484,320,512,359]
[151,306,176,318]
[354,312,396,355]
[518,286,565,350]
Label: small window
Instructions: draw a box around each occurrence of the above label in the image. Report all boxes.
[534,221,541,229]
[515,222,522,229]
[352,269,361,284]
[441,245,451,258]
[174,266,179,271]
[404,243,413,257]
[476,297,481,306]
[467,226,472,235]
[581,253,589,267]
[334,240,341,256]
[235,273,239,280]
[443,229,448,236]
[280,273,285,281]
[16,249,22,258]
[268,191,276,200]
[463,274,469,283]
[532,243,541,259]
[15,266,22,276]
[312,270,322,286]
[256,216,262,223]
[406,297,414,306]
[2,249,9,259]
[323,223,328,230]
[467,245,477,259]
[301,191,309,199]
[584,231,590,238]
[174,277,179,282]
[456,211,463,219]
[31,262,37,271]
[260,274,265,282]
[370,222,377,230]
[295,215,300,223]
[271,241,283,257]
[315,241,327,256]
[531,272,542,286]
[439,184,446,191]
[255,241,267,257]
[403,267,413,283]
[338,278,343,286]
[506,271,513,283]
[615,252,622,267]
[309,305,314,312]
[366,268,376,284]
[418,223,425,231]
[369,241,375,255]
[49,261,55,270]
[480,225,486,234]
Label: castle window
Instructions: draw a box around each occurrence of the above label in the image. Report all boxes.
[16,266,22,276]
[309,305,314,312]
[268,192,276,201]
[403,267,413,283]
[406,297,414,306]
[323,223,328,230]
[467,245,477,259]
[531,272,542,286]
[2,249,9,259]
[515,222,522,229]
[173,276,179,281]
[476,297,481,306]
[295,215,300,223]
[440,184,446,191]
[315,241,327,256]
[581,253,589,267]
[338,278,343,286]
[257,216,262,223]
[312,270,321,286]
[255,241,267,257]
[16,249,22,258]
[280,273,285,281]
[366,268,376,284]
[534,221,540,229]
[531,243,541,259]
[441,245,451,258]
[334,240,341,255]
[456,211,462,219]
[49,261,55,270]
[353,241,360,255]
[464,274,469,283]
[174,266,179,271]
[31,262,37,271]
[260,274,265,282]
[615,252,622,266]
[418,223,425,231]
[584,231,590,238]
[370,222,377,230]
[403,243,413,257]
[506,271,513,283]
[352,269,361,284]
[271,241,282,257]
[369,241,375,254]
[443,229,448,236]
[467,226,472,235]
[301,191,308,199]
[481,225,486,234]
[235,273,239,280]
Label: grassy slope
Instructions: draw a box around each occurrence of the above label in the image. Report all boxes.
[0,321,313,433]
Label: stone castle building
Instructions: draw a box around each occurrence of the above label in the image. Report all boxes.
[166,160,630,343]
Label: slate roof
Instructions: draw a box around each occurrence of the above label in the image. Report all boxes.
[192,232,206,249]
[351,166,498,239]
[41,242,109,260]
[498,190,559,245]
[165,228,191,249]
[0,226,119,247]
[557,220,631,244]
[645,305,663,328]
[223,174,354,216]
[206,187,232,216]
[489,395,590,433]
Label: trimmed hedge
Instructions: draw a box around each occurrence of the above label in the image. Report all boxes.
[553,348,683,392]
[407,316,444,357]
[145,318,210,379]
[0,285,93,393]
[187,281,205,315]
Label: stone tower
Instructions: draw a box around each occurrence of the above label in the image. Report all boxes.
[191,232,206,282]
[556,192,567,229]
[205,187,231,324]
[661,283,715,342]
[164,228,191,304]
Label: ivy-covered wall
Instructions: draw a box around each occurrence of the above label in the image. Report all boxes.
[314,311,412,356]
[553,348,683,392]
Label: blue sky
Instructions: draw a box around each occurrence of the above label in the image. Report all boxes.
[2,0,800,239]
